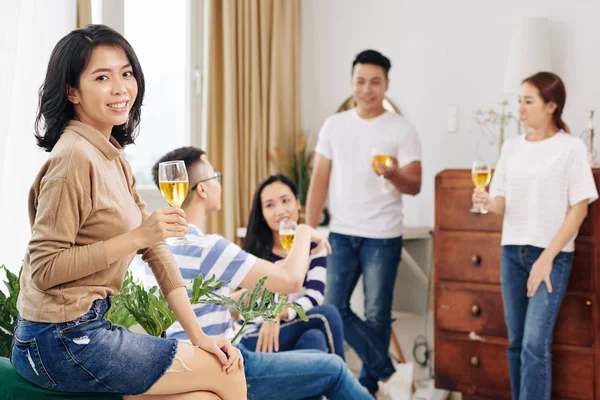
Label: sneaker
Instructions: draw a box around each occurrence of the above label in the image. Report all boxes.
[413,379,449,400]
[380,362,414,400]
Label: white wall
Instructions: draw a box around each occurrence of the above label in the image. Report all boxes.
[0,1,76,276]
[301,0,600,228]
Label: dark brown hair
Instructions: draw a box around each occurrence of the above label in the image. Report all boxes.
[522,72,569,133]
[35,24,145,151]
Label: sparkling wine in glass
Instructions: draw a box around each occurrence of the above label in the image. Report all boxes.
[158,160,191,244]
[279,220,297,254]
[470,160,492,214]
[372,148,394,192]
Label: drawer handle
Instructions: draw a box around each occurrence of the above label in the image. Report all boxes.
[471,254,482,266]
[586,300,592,306]
[470,356,480,368]
[471,304,481,317]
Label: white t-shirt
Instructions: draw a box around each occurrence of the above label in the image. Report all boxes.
[489,132,598,252]
[315,109,421,238]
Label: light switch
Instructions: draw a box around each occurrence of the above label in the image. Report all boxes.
[447,105,458,133]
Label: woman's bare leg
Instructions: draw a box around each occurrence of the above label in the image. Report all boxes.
[142,342,246,399]
[125,391,221,400]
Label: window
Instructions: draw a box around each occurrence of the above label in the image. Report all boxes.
[123,0,191,188]
[90,0,198,281]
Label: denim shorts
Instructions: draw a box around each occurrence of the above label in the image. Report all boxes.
[10,297,178,396]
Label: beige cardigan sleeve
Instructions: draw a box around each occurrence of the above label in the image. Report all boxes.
[28,177,109,291]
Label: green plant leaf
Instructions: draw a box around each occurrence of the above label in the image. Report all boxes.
[0,265,22,358]
[104,291,137,328]
[190,273,228,304]
[106,271,176,337]
[189,274,308,343]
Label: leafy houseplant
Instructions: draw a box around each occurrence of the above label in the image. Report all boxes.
[105,272,307,343]
[0,264,306,354]
[190,275,307,343]
[0,265,20,358]
[104,271,229,336]
[269,134,314,207]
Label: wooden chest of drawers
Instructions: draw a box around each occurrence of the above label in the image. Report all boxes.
[434,169,600,400]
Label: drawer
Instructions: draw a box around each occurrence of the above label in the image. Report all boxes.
[435,232,501,284]
[435,173,503,233]
[436,287,594,347]
[436,232,594,292]
[435,336,594,399]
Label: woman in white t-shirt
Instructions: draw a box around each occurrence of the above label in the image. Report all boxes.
[473,71,598,400]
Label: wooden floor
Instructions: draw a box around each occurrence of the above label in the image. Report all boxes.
[345,311,460,400]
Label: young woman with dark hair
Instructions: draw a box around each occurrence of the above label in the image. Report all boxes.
[240,174,345,359]
[473,72,598,400]
[12,24,245,399]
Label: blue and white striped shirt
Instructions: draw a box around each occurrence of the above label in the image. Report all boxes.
[144,224,256,341]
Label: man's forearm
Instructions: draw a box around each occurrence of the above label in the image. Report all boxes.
[305,184,327,228]
[387,168,421,195]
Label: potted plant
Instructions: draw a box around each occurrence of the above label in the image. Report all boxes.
[269,134,314,221]
[108,272,306,342]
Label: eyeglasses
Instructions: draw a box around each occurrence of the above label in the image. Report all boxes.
[190,171,222,191]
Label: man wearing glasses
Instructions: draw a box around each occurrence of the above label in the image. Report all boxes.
[147,146,373,400]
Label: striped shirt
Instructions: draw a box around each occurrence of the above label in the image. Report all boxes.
[144,224,256,341]
[235,245,327,336]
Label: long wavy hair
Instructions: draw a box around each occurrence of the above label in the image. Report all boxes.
[522,72,569,133]
[35,24,145,152]
[243,174,299,260]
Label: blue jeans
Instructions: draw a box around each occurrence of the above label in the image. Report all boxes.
[501,245,573,400]
[240,304,345,360]
[325,232,402,394]
[240,344,371,400]
[10,298,177,395]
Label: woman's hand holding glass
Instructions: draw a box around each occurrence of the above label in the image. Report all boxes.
[135,208,188,248]
[470,160,492,214]
[471,190,492,215]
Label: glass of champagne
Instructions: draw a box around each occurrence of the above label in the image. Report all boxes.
[158,160,191,244]
[470,160,492,214]
[372,148,394,192]
[279,220,297,254]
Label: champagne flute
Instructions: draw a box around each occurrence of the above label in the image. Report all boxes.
[372,148,394,192]
[470,160,492,214]
[279,220,297,254]
[158,160,191,244]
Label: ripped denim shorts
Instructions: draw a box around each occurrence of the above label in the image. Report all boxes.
[10,297,178,396]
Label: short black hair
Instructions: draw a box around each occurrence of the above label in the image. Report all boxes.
[352,49,391,78]
[35,24,145,152]
[152,146,206,189]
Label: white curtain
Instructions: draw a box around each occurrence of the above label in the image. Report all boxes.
[0,1,76,280]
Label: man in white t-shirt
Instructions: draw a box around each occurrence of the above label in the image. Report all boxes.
[306,49,422,397]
